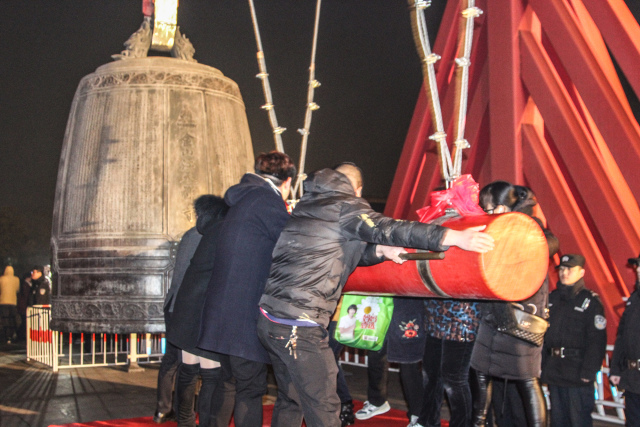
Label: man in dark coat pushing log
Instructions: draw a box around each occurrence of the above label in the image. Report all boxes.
[257,163,495,427]
[197,151,296,427]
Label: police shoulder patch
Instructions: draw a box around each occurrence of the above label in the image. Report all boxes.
[594,314,607,330]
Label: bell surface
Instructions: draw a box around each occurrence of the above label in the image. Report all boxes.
[51,57,254,333]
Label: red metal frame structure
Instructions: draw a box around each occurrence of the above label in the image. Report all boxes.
[384,0,640,338]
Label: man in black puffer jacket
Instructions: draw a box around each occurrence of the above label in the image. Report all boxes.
[257,163,495,427]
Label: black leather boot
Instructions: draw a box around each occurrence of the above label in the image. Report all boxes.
[176,363,200,427]
[340,401,355,426]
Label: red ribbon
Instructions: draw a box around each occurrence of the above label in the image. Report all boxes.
[416,174,485,222]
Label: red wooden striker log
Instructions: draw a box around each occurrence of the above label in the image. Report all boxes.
[344,212,549,301]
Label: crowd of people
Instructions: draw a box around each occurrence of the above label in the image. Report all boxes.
[45,149,626,427]
[0,264,52,344]
[0,150,635,426]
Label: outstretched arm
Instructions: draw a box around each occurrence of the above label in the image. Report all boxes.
[375,245,408,264]
[441,225,495,253]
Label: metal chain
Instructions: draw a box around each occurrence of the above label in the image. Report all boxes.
[248,0,322,199]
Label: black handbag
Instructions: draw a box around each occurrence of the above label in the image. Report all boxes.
[489,302,549,346]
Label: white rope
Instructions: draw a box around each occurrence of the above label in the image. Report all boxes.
[452,2,482,178]
[293,0,322,199]
[248,0,285,153]
[409,0,453,184]
[408,0,481,185]
[248,1,323,200]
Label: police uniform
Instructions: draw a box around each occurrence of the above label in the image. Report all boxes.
[541,255,607,427]
[610,263,640,426]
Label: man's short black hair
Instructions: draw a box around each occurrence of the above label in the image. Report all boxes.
[347,304,358,312]
[255,151,297,186]
[194,195,228,220]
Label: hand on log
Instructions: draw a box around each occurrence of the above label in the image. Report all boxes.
[442,225,495,253]
[376,245,408,264]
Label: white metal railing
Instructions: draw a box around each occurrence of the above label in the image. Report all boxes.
[24,306,627,423]
[341,345,626,425]
[26,306,164,372]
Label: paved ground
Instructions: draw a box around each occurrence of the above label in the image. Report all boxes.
[0,340,413,427]
[0,340,619,427]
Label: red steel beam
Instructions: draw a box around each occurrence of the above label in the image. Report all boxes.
[520,30,640,284]
[529,0,640,201]
[567,0,631,111]
[522,118,623,338]
[580,0,640,99]
[486,0,526,184]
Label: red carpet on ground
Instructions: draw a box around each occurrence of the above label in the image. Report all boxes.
[49,401,449,426]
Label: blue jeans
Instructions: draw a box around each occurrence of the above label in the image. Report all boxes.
[419,335,474,427]
[548,384,594,427]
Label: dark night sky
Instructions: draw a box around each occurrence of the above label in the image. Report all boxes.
[0,1,446,256]
[2,1,639,263]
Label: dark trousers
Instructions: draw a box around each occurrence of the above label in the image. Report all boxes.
[207,363,236,427]
[366,338,388,407]
[491,379,527,426]
[625,390,640,427]
[328,320,352,403]
[474,372,547,427]
[400,361,424,418]
[217,353,267,427]
[176,363,200,427]
[157,312,181,414]
[257,315,340,427]
[548,384,594,427]
[0,305,18,341]
[420,335,474,427]
[175,363,232,427]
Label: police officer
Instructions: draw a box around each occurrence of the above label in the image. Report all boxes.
[609,253,640,426]
[28,266,51,306]
[541,254,607,427]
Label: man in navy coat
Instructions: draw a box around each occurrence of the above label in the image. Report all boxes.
[197,151,296,427]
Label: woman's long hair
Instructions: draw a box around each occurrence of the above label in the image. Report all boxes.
[479,181,537,215]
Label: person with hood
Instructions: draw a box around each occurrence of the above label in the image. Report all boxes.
[167,195,232,427]
[609,254,640,426]
[197,151,296,427]
[257,163,495,427]
[0,265,20,343]
[153,200,204,424]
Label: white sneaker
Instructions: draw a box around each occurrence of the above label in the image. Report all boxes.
[355,400,391,420]
[407,414,420,427]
